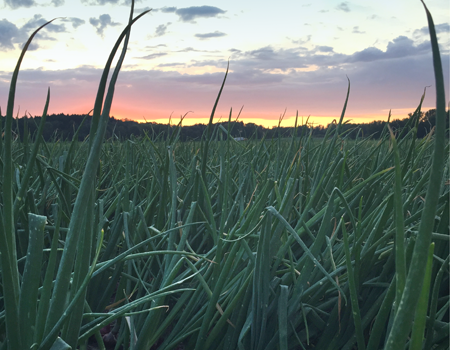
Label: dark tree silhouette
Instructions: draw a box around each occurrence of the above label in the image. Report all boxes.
[2,109,446,142]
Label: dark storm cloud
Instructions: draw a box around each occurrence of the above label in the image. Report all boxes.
[89,14,120,36]
[336,2,350,12]
[4,0,36,9]
[195,31,226,40]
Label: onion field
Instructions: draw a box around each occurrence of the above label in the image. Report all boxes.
[0,1,448,349]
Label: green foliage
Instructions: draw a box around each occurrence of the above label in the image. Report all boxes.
[0,1,448,349]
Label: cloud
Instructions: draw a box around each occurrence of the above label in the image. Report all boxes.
[0,46,447,124]
[144,44,167,49]
[4,0,36,9]
[0,20,447,124]
[137,53,167,60]
[82,0,120,5]
[352,26,365,34]
[176,6,225,22]
[121,0,144,5]
[154,23,171,37]
[155,5,226,22]
[23,14,67,33]
[336,2,350,12]
[247,47,279,61]
[290,35,311,45]
[0,16,64,51]
[155,6,226,22]
[4,0,66,8]
[194,33,434,77]
[136,6,151,13]
[157,62,185,67]
[434,23,450,34]
[413,23,450,38]
[0,19,20,49]
[175,47,219,53]
[0,15,68,50]
[61,17,85,29]
[342,36,429,63]
[81,0,144,5]
[159,6,177,13]
[195,31,227,40]
[316,46,333,53]
[89,14,120,36]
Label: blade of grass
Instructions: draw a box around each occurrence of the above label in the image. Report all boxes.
[278,285,289,350]
[201,61,229,181]
[43,8,151,339]
[18,214,47,350]
[341,219,366,350]
[388,125,407,314]
[385,2,447,348]
[13,88,50,216]
[409,243,435,350]
[1,19,56,350]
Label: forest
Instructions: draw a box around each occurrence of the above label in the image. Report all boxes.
[2,108,446,142]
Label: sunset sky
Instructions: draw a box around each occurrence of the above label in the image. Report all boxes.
[0,0,449,127]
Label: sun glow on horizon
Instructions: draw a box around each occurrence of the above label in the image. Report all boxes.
[112,110,425,128]
[1,0,447,132]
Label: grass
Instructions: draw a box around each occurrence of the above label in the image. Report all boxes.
[0,1,448,349]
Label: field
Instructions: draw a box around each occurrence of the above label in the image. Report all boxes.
[0,1,449,350]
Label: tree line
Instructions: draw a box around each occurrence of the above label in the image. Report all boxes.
[1,108,446,142]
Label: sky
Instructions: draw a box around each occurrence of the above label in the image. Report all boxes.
[0,0,449,127]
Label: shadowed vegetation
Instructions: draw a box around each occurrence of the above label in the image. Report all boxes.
[0,1,448,349]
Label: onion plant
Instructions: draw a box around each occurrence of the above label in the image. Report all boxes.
[0,1,448,349]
